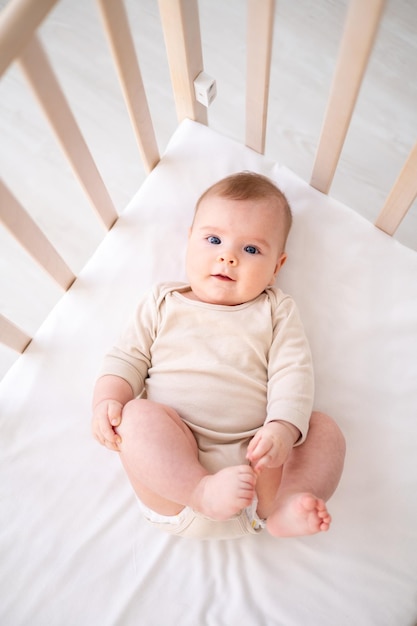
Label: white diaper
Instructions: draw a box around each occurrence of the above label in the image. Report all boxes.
[137,497,266,540]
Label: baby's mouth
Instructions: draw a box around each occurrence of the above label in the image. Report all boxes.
[212,273,235,282]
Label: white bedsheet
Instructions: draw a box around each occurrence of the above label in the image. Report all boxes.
[1,120,416,625]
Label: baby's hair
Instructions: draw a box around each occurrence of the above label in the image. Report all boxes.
[195,171,293,247]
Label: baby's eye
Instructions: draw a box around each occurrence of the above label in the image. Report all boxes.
[207,236,221,245]
[244,245,259,255]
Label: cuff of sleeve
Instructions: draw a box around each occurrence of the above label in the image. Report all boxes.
[265,408,311,446]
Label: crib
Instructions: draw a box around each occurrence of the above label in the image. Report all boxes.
[1,0,417,624]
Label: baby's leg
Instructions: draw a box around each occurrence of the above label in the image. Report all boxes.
[257,412,345,537]
[117,399,256,521]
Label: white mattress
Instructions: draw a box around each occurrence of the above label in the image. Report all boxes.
[1,119,416,625]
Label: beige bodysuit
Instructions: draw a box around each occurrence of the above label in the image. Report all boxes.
[100,282,314,473]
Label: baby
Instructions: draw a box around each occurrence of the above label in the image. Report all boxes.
[92,172,345,539]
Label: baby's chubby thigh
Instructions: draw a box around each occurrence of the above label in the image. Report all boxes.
[118,398,200,455]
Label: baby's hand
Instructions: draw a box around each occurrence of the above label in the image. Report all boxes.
[92,399,123,452]
[246,421,299,473]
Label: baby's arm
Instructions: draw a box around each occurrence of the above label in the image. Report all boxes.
[92,374,134,451]
[246,420,300,473]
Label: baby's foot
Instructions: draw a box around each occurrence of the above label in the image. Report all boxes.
[192,465,256,521]
[266,493,331,537]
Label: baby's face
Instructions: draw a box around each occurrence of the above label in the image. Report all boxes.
[185,195,287,305]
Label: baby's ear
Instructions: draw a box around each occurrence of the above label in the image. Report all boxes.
[269,253,287,284]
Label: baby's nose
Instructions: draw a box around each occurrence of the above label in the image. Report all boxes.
[216,252,238,266]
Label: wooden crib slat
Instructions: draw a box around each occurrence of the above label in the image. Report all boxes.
[375,141,417,235]
[0,181,75,290]
[158,0,207,125]
[310,0,385,194]
[96,0,160,173]
[18,34,118,230]
[246,0,275,154]
[0,0,59,77]
[0,314,31,353]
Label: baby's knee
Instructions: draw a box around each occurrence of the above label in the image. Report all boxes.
[123,398,152,417]
[311,411,346,453]
[117,398,153,436]
[120,399,183,433]
[122,397,159,419]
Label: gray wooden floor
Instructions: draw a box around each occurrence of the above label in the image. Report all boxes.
[1,0,416,377]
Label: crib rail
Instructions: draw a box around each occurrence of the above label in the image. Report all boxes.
[0,180,75,289]
[0,0,57,76]
[0,314,31,353]
[245,0,275,154]
[310,0,385,194]
[375,141,417,236]
[1,0,416,364]
[18,34,118,229]
[96,0,160,172]
[158,0,207,125]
